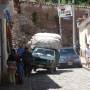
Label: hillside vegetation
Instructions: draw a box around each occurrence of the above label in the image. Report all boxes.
[35,0,90,5]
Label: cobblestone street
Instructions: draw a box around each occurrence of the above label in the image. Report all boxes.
[30,68,90,90]
[0,68,90,90]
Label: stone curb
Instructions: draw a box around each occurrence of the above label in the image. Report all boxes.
[82,65,90,71]
[80,57,90,71]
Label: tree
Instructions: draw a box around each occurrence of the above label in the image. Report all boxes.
[87,0,90,5]
[35,0,90,5]
[52,0,58,3]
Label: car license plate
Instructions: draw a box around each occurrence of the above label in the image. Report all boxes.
[68,61,73,65]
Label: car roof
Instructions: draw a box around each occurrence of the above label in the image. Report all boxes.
[59,47,75,52]
[60,47,74,50]
[59,47,78,54]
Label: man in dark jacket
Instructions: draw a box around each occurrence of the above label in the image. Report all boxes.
[23,47,32,77]
[17,45,24,84]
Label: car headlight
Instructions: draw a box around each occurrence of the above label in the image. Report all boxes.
[60,58,66,62]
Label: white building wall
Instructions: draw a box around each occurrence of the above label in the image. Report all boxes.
[79,28,87,56]
[0,30,1,83]
[0,19,8,83]
[8,0,14,17]
[79,26,90,56]
[2,19,8,70]
[87,28,90,44]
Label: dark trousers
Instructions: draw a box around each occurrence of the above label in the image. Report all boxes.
[24,63,32,77]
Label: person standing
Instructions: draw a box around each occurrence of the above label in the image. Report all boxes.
[16,54,24,84]
[85,44,90,67]
[17,44,25,59]
[17,44,25,84]
[7,49,17,85]
[23,47,32,77]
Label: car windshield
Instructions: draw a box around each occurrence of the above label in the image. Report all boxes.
[60,48,76,56]
[33,48,54,56]
[32,48,55,60]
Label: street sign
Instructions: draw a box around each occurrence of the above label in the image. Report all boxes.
[57,5,72,18]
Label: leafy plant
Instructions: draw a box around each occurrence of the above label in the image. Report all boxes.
[42,0,89,5]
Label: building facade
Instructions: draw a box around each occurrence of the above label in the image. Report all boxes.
[0,0,14,83]
[79,17,90,56]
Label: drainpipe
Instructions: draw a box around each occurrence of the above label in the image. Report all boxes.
[0,2,8,84]
[0,19,4,84]
[72,0,76,49]
[0,19,3,84]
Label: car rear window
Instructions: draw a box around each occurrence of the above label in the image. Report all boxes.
[60,48,76,55]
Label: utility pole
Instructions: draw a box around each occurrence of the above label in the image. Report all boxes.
[0,19,4,83]
[88,7,90,17]
[0,19,3,84]
[0,1,8,84]
[58,0,62,45]
[72,0,76,48]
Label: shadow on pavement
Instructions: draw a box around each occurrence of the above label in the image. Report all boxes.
[56,69,73,74]
[31,73,62,90]
[30,69,73,90]
[0,77,32,90]
[0,69,73,90]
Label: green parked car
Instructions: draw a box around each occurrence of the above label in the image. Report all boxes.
[27,33,61,73]
[31,47,60,73]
